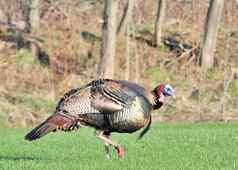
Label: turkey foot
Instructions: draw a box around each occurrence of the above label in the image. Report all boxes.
[115,145,124,158]
[96,131,124,158]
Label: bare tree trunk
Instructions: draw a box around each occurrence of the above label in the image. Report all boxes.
[97,0,118,79]
[134,29,139,83]
[29,0,40,32]
[154,0,166,46]
[125,25,130,80]
[200,0,224,69]
[117,0,135,36]
[0,7,8,24]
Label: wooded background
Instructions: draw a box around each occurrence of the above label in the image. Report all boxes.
[0,0,237,127]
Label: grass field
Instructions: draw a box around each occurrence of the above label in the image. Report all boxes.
[0,123,238,170]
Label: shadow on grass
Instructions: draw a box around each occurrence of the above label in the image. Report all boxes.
[0,154,75,162]
[0,155,41,161]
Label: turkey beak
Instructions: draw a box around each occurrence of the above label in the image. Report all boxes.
[158,94,165,103]
[171,90,176,99]
[172,93,176,99]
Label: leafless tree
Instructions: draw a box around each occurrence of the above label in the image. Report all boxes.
[200,0,224,69]
[154,0,166,46]
[117,0,136,36]
[125,23,130,80]
[29,0,40,32]
[0,6,8,24]
[97,0,118,79]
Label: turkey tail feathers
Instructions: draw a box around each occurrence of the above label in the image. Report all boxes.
[25,111,79,141]
[137,115,152,140]
[25,120,56,141]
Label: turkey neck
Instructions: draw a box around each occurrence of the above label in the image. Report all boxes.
[147,90,163,110]
[145,90,157,106]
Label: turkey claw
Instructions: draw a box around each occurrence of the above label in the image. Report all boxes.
[115,145,124,158]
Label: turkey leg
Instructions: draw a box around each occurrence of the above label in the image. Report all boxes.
[96,131,124,158]
[103,132,112,159]
[104,143,111,159]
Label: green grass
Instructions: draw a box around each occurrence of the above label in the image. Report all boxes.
[15,49,37,66]
[228,80,238,98]
[145,66,192,91]
[145,66,176,88]
[0,123,238,170]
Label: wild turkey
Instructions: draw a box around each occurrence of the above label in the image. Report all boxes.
[25,79,174,158]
